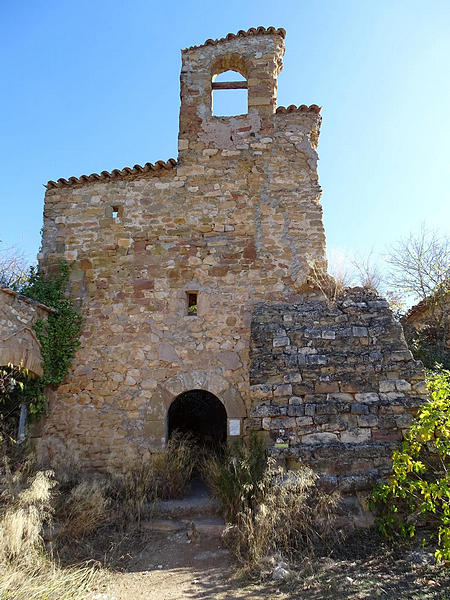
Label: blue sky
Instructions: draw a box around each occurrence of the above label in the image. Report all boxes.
[1,0,449,277]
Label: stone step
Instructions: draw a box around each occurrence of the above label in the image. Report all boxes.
[140,518,186,533]
[182,516,225,538]
[141,515,225,538]
[152,494,221,518]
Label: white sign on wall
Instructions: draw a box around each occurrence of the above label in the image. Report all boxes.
[228,419,241,436]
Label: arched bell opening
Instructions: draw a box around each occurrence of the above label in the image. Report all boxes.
[212,71,248,116]
[210,53,250,117]
[167,389,227,451]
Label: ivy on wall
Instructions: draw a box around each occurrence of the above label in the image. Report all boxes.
[17,262,82,417]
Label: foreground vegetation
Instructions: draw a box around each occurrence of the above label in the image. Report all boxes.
[203,435,340,570]
[0,468,98,600]
[0,434,195,599]
[372,369,450,562]
[0,423,449,599]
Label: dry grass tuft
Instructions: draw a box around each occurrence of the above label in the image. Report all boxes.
[0,559,98,600]
[109,433,196,525]
[0,469,55,562]
[0,468,101,599]
[150,433,196,500]
[222,463,340,568]
[308,265,348,304]
[109,458,155,526]
[57,478,111,539]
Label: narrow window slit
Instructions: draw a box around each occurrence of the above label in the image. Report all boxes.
[187,292,198,316]
[112,206,121,219]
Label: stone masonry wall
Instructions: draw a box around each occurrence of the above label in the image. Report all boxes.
[249,288,427,524]
[36,28,328,468]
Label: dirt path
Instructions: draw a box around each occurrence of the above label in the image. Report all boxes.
[93,527,278,600]
[86,525,450,600]
[78,480,448,600]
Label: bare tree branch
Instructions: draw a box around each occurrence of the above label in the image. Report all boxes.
[0,243,29,289]
[387,225,450,351]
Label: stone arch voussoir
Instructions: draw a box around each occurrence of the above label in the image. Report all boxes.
[160,368,246,419]
[145,368,247,447]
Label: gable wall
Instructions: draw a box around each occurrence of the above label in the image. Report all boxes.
[36,32,327,468]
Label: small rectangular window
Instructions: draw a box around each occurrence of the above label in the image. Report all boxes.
[112,206,120,219]
[187,292,198,316]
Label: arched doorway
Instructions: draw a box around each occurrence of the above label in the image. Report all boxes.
[167,389,227,449]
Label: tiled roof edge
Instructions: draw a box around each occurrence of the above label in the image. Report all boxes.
[401,298,427,323]
[276,104,321,115]
[1,287,57,313]
[182,26,286,52]
[401,286,450,324]
[45,158,177,190]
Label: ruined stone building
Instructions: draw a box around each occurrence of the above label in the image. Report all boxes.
[36,27,426,522]
[0,288,53,378]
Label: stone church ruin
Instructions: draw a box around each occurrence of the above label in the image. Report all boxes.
[35,27,427,523]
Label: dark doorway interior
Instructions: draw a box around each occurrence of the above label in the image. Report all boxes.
[168,389,227,449]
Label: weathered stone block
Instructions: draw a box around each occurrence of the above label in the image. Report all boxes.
[287,404,304,417]
[357,414,378,427]
[391,350,413,362]
[354,392,379,403]
[273,336,290,347]
[302,432,339,444]
[351,403,369,415]
[273,383,293,397]
[379,380,396,392]
[352,326,368,337]
[340,429,371,443]
[304,404,315,416]
[307,354,327,365]
[250,384,273,399]
[283,372,302,383]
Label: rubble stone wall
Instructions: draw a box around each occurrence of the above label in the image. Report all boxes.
[249,288,427,524]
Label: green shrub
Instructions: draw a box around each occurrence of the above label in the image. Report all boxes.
[0,363,30,458]
[204,435,339,568]
[371,370,450,561]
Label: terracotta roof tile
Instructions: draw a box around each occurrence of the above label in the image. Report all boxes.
[276,104,321,115]
[182,26,286,52]
[402,288,450,324]
[45,158,177,190]
[1,288,57,313]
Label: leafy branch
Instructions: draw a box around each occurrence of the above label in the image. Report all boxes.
[371,370,450,562]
